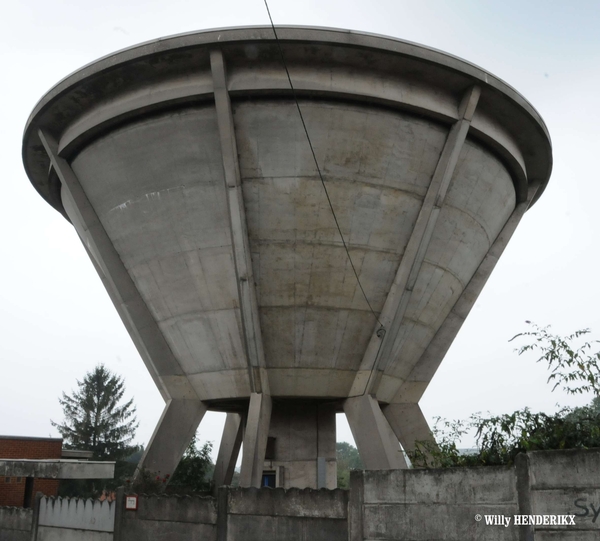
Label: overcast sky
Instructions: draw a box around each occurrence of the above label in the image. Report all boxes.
[2,0,599,457]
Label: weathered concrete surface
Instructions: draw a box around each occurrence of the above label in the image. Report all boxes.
[227,487,347,518]
[131,495,216,524]
[347,449,600,540]
[116,489,346,541]
[36,528,112,541]
[135,399,207,481]
[383,402,437,457]
[226,515,346,541]
[0,460,114,479]
[4,450,598,541]
[351,465,519,541]
[527,449,600,535]
[0,506,32,541]
[23,26,552,486]
[239,393,272,488]
[226,487,348,541]
[38,497,114,532]
[344,394,406,470]
[119,520,213,541]
[263,401,337,489]
[119,495,216,541]
[214,413,243,488]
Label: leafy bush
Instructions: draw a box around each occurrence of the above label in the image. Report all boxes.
[409,324,600,468]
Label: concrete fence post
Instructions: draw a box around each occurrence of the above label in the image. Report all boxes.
[217,486,229,541]
[348,470,364,541]
[515,453,534,541]
[113,487,125,541]
[29,492,43,541]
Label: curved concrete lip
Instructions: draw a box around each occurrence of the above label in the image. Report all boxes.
[23,25,552,213]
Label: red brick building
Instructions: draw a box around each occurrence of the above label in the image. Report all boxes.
[0,436,62,507]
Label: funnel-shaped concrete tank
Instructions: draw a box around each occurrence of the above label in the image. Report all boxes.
[23,27,552,489]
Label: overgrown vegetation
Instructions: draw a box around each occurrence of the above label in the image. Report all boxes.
[168,435,214,493]
[128,436,214,494]
[336,441,363,488]
[409,323,600,468]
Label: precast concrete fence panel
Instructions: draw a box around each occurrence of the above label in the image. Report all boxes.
[0,507,33,541]
[37,497,114,541]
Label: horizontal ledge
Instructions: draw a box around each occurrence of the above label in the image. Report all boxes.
[0,460,115,479]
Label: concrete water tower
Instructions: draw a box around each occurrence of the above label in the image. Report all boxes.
[23,27,551,489]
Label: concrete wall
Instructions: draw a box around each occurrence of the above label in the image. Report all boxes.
[225,487,348,541]
[0,507,32,541]
[116,488,347,541]
[117,494,216,541]
[525,449,600,540]
[349,466,518,541]
[37,497,114,541]
[2,449,599,541]
[348,448,600,541]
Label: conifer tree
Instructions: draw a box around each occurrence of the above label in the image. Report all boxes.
[51,364,138,460]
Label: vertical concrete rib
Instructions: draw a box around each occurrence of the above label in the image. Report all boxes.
[392,181,542,404]
[213,413,244,489]
[239,392,272,487]
[210,49,270,396]
[38,129,206,480]
[350,86,481,397]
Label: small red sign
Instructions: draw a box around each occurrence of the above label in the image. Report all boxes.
[125,495,138,511]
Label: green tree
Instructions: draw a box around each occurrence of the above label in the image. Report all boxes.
[169,435,214,493]
[336,441,363,488]
[131,435,214,494]
[51,364,139,460]
[51,364,140,497]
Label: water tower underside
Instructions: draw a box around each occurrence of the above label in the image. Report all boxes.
[23,27,552,488]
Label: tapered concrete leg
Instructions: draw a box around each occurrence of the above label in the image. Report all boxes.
[317,403,338,489]
[384,416,409,469]
[213,413,243,489]
[344,395,407,470]
[239,393,272,487]
[136,399,207,482]
[383,403,438,465]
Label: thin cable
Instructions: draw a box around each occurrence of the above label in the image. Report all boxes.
[263,0,384,330]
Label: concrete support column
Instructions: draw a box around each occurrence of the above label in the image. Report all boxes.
[239,393,272,487]
[265,401,337,489]
[383,403,437,465]
[213,413,243,489]
[136,399,207,482]
[344,395,407,470]
[317,403,337,489]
